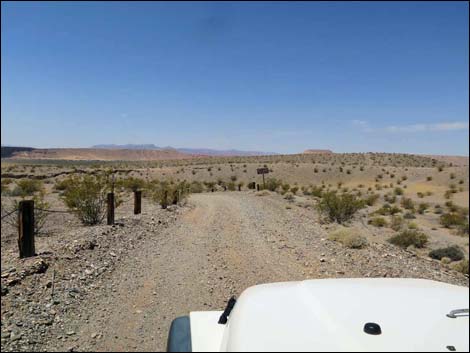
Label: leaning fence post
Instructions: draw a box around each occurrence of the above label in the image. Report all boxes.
[134,190,142,215]
[107,192,115,225]
[18,200,35,258]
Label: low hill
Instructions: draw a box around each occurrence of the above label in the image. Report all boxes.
[303,149,334,154]
[5,148,199,161]
[1,146,35,158]
[92,144,277,157]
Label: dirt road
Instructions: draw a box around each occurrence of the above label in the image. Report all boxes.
[67,192,467,352]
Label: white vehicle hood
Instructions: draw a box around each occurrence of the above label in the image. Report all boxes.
[192,278,469,352]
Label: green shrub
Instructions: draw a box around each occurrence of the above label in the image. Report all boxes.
[227,181,236,191]
[247,181,256,189]
[418,203,429,214]
[401,197,415,211]
[11,179,44,197]
[317,192,364,224]
[364,194,380,206]
[328,227,368,249]
[429,246,464,262]
[117,177,146,192]
[62,175,109,225]
[264,178,282,192]
[281,184,290,194]
[369,217,388,227]
[189,181,204,193]
[290,186,299,195]
[451,259,469,275]
[389,230,428,249]
[375,204,401,216]
[390,215,404,231]
[440,212,468,228]
[284,192,295,201]
[394,187,404,196]
[403,212,416,219]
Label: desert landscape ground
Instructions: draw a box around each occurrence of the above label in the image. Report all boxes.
[1,150,469,352]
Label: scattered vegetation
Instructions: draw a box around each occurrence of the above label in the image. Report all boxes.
[388,230,428,249]
[317,192,364,224]
[328,227,368,249]
[429,246,464,262]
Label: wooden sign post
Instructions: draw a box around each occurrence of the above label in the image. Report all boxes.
[257,167,269,190]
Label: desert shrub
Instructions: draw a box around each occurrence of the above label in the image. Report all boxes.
[1,178,13,194]
[117,177,146,192]
[426,176,432,181]
[450,173,455,179]
[369,216,388,227]
[375,204,401,216]
[264,178,282,192]
[237,182,244,191]
[230,175,237,182]
[403,212,416,219]
[364,193,380,206]
[389,230,428,249]
[62,175,109,225]
[328,227,368,249]
[457,221,469,236]
[189,181,204,193]
[394,187,404,196]
[440,212,468,229]
[407,222,418,229]
[227,181,236,191]
[203,181,216,191]
[390,215,404,231]
[401,197,415,211]
[311,186,323,198]
[384,193,397,204]
[290,186,299,195]
[317,192,364,224]
[429,246,464,262]
[418,203,429,214]
[281,184,290,194]
[284,192,295,201]
[247,181,256,189]
[11,179,44,197]
[451,259,469,275]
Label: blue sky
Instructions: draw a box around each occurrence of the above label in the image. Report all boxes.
[1,1,469,155]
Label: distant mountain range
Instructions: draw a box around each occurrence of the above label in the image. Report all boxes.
[92,144,278,157]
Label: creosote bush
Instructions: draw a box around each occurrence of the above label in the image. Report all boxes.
[328,227,368,249]
[451,259,469,275]
[388,230,428,249]
[62,175,109,225]
[368,216,387,227]
[440,212,468,229]
[317,192,364,224]
[11,179,44,197]
[429,246,464,262]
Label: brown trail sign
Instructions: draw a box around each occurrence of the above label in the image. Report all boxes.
[257,167,269,189]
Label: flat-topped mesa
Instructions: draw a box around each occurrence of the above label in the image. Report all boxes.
[303,149,334,154]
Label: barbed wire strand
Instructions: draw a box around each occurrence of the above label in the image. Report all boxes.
[1,209,18,220]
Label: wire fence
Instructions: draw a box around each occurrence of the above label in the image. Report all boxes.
[1,208,17,220]
[33,207,73,214]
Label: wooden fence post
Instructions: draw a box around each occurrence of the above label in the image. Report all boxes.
[18,200,35,258]
[107,192,115,225]
[256,184,260,191]
[134,190,142,215]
